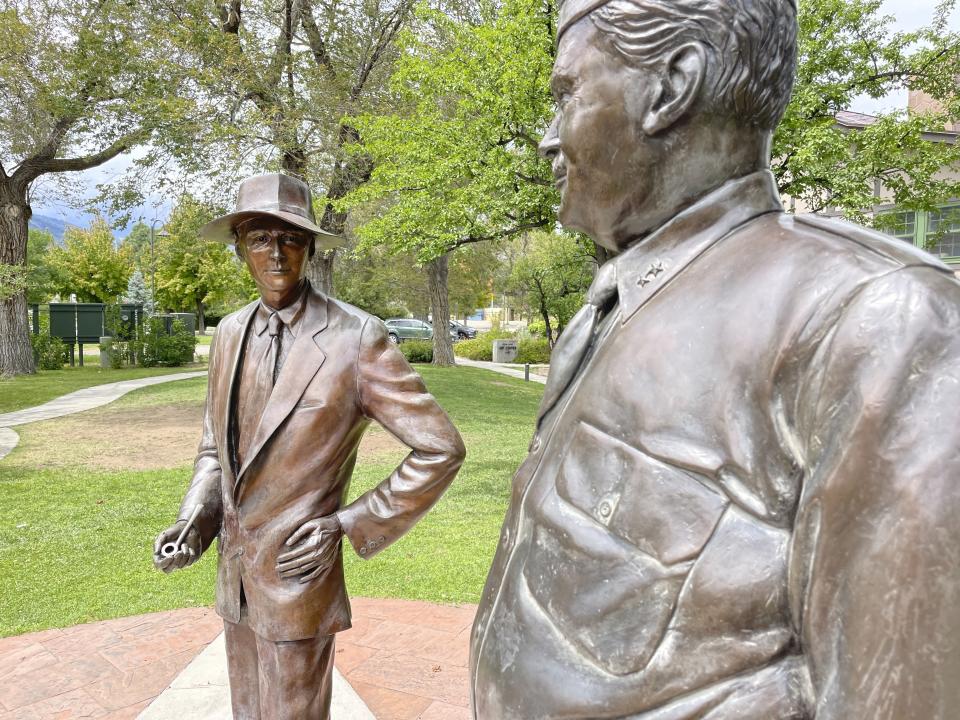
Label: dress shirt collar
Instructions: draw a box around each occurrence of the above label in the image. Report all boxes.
[253,282,309,338]
[615,170,783,322]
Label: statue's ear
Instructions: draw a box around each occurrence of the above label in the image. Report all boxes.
[642,43,706,135]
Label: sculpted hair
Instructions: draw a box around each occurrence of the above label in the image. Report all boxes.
[589,0,797,130]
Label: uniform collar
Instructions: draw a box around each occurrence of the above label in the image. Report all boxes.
[253,282,309,337]
[615,170,783,322]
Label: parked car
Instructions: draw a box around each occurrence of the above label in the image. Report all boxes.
[449,320,478,340]
[384,318,433,343]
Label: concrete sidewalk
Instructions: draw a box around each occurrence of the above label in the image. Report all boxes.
[137,634,375,720]
[0,371,208,462]
[454,357,547,384]
[0,371,208,428]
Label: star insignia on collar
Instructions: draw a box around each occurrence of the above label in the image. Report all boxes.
[637,260,665,287]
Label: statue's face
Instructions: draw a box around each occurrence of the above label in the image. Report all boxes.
[237,216,312,299]
[540,20,662,251]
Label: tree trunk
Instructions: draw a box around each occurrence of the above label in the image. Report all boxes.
[307,123,374,298]
[0,179,36,376]
[427,254,455,366]
[306,249,336,296]
[540,304,554,348]
[196,300,206,335]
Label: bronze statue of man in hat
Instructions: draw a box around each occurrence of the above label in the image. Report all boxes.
[470,0,960,717]
[153,173,465,719]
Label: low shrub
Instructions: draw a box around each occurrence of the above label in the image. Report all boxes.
[525,319,547,338]
[400,340,433,363]
[516,337,551,364]
[456,329,520,361]
[137,318,196,367]
[31,332,67,370]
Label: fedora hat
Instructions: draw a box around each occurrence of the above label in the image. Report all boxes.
[200,173,342,249]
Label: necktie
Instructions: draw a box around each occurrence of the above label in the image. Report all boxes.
[537,260,619,421]
[268,311,283,385]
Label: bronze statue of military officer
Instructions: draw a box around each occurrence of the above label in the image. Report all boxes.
[154,173,465,719]
[470,0,960,717]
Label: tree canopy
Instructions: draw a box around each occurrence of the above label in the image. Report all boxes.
[0,0,199,374]
[154,196,255,330]
[47,217,132,303]
[775,0,960,220]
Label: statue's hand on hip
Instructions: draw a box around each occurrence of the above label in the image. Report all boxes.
[153,522,202,573]
[276,514,343,583]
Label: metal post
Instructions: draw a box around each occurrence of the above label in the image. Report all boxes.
[150,218,162,302]
[525,363,530,382]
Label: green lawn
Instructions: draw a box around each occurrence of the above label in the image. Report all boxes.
[0,366,541,636]
[0,364,206,414]
[195,334,213,346]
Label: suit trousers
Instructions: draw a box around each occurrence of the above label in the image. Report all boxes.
[224,607,335,720]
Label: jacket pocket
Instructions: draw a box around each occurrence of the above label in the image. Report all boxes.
[521,421,728,675]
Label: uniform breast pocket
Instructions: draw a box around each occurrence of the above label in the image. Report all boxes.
[522,421,728,675]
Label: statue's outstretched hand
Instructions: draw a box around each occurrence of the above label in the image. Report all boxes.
[277,514,342,583]
[153,522,202,573]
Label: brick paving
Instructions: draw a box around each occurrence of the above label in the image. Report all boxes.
[0,599,476,720]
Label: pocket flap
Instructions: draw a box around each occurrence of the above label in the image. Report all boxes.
[557,422,728,565]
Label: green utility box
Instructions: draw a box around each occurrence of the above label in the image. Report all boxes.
[171,313,197,335]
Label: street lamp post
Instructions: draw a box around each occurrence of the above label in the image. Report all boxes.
[149,218,162,303]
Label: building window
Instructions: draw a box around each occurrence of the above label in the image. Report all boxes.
[886,210,917,242]
[925,205,960,258]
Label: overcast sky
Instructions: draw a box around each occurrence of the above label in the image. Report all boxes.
[34,0,960,232]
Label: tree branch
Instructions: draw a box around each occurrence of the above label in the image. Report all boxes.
[350,0,414,101]
[301,0,336,79]
[515,172,552,187]
[451,219,551,250]
[21,130,149,179]
[219,0,241,33]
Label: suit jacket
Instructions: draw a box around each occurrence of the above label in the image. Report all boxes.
[470,171,960,719]
[178,286,465,641]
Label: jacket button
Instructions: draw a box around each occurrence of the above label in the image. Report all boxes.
[378,536,385,543]
[530,435,541,452]
[359,547,367,556]
[237,547,244,556]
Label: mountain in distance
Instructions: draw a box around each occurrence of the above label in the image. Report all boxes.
[29,212,88,243]
[29,213,69,242]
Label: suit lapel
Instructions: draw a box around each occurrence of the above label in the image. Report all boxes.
[219,302,258,476]
[235,290,328,487]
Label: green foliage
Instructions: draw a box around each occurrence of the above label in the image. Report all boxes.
[25,229,62,304]
[525,319,546,337]
[341,0,558,263]
[47,217,132,303]
[0,0,203,216]
[400,339,434,363]
[154,195,253,318]
[136,319,196,368]
[30,332,67,370]
[455,329,516,361]
[508,231,593,346]
[122,269,155,316]
[774,0,960,219]
[516,337,550,364]
[123,223,154,271]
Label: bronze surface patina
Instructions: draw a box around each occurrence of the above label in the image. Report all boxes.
[469,0,960,717]
[153,173,466,720]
